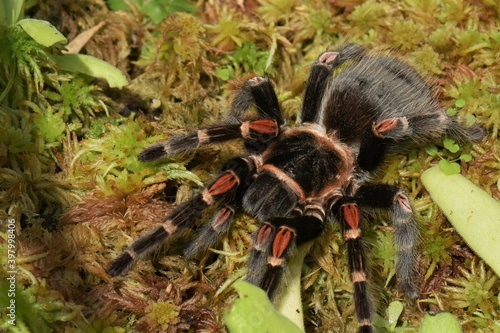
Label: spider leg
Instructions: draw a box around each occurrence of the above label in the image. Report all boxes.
[332,198,373,333]
[107,156,258,277]
[301,44,366,123]
[247,204,325,300]
[139,77,284,161]
[138,118,279,161]
[183,156,262,259]
[355,184,419,300]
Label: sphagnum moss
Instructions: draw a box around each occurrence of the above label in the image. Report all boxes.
[2,0,499,332]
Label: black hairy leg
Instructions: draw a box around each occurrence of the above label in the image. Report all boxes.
[301,44,366,124]
[331,198,373,333]
[247,204,325,299]
[138,118,279,161]
[139,76,283,162]
[107,156,259,277]
[355,184,419,300]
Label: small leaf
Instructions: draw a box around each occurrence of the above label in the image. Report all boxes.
[465,114,476,127]
[17,18,67,47]
[438,160,460,175]
[443,137,460,153]
[459,154,472,162]
[51,54,128,89]
[446,107,457,116]
[455,98,466,108]
[425,145,439,156]
[216,68,230,81]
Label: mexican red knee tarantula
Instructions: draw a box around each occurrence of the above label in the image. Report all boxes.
[108,44,483,332]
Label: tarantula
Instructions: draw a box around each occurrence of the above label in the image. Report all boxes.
[108,44,482,332]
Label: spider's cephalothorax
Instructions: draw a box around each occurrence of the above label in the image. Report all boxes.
[108,44,483,332]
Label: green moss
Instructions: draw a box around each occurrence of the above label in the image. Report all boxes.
[146,300,180,330]
[443,259,499,314]
[388,20,426,51]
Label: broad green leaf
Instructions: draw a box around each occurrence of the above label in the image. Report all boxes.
[17,18,67,46]
[419,312,462,333]
[421,166,500,277]
[51,54,128,89]
[1,0,24,24]
[225,281,303,333]
[388,301,404,330]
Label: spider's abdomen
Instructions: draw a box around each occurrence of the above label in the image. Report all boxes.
[322,55,442,146]
[242,126,353,220]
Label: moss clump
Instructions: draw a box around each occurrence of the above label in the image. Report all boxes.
[145,300,180,330]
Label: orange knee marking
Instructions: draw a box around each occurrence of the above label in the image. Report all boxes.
[249,119,279,136]
[256,224,273,246]
[272,227,295,259]
[343,203,359,231]
[212,207,233,228]
[208,172,239,196]
[374,118,398,134]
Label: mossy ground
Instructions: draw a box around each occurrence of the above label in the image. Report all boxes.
[1,0,499,332]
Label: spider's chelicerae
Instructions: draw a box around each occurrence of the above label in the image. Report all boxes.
[108,44,483,332]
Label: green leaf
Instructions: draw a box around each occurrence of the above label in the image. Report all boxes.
[216,68,230,81]
[459,154,472,162]
[421,166,500,277]
[0,0,24,24]
[17,18,67,47]
[419,312,462,333]
[388,301,404,330]
[455,98,466,108]
[443,137,460,153]
[446,107,457,116]
[107,0,132,11]
[50,54,128,89]
[465,114,476,127]
[438,160,460,175]
[225,281,303,333]
[425,145,439,156]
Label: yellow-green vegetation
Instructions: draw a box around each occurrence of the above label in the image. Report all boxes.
[1,0,499,332]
